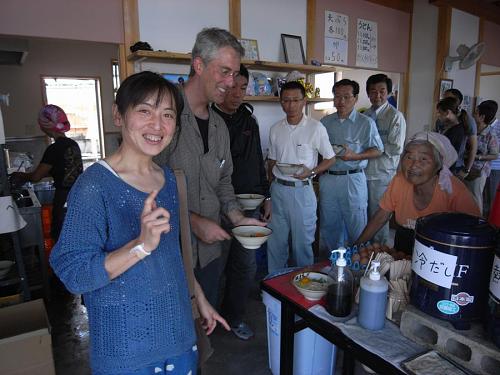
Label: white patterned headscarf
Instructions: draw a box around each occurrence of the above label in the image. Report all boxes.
[406,131,457,194]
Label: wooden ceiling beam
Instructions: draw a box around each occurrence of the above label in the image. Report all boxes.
[429,0,500,25]
[364,0,413,13]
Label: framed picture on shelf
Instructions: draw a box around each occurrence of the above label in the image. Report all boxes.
[439,79,453,99]
[239,38,260,60]
[162,73,189,85]
[281,34,305,65]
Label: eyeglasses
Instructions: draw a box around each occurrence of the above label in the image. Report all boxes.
[281,98,305,104]
[218,67,240,79]
[333,95,355,102]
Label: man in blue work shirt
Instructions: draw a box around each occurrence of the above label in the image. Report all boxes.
[364,74,406,244]
[320,79,384,252]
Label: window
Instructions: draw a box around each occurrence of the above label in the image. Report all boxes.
[42,77,105,168]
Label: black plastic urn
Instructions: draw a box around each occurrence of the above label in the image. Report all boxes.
[486,233,500,347]
[410,213,496,330]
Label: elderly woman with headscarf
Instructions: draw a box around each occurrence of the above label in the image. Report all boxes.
[355,131,480,253]
[10,104,83,241]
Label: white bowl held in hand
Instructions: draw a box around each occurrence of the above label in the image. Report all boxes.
[232,225,272,249]
[236,194,265,210]
[276,163,304,176]
[292,272,333,301]
[0,260,15,279]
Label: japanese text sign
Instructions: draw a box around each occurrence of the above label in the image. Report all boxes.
[490,255,500,300]
[356,18,378,68]
[325,11,348,40]
[412,240,457,289]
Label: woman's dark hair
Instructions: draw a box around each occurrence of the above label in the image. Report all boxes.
[239,64,249,81]
[477,100,498,125]
[280,80,306,99]
[444,88,463,104]
[115,71,184,129]
[333,79,360,96]
[436,96,460,116]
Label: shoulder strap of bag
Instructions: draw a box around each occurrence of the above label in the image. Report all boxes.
[174,169,200,319]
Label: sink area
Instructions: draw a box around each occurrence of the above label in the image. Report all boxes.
[11,188,38,209]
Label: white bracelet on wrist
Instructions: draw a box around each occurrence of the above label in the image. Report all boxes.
[130,243,151,260]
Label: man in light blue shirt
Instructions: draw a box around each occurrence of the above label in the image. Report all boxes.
[364,74,406,244]
[320,79,384,252]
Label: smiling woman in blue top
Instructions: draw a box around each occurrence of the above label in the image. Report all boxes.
[49,71,229,374]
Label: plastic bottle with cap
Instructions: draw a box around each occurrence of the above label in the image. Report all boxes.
[358,261,389,330]
[326,247,354,317]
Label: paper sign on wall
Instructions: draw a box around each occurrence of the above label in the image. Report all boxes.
[412,240,457,289]
[324,37,347,65]
[356,18,378,68]
[324,11,349,65]
[325,11,348,40]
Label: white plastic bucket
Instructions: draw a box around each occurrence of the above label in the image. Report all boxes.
[262,291,336,375]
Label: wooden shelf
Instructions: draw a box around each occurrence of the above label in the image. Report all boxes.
[128,50,337,74]
[244,96,332,103]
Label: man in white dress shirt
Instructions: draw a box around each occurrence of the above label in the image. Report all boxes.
[266,81,335,272]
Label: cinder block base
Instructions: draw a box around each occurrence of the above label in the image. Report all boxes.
[400,305,500,375]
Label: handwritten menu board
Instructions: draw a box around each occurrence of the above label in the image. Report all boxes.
[324,10,348,65]
[356,18,378,68]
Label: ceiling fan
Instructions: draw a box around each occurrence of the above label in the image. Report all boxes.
[444,42,485,72]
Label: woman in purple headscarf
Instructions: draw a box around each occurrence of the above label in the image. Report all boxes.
[11,104,83,241]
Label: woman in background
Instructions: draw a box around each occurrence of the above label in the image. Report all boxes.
[436,97,467,177]
[465,100,499,214]
[10,105,83,241]
[50,71,228,374]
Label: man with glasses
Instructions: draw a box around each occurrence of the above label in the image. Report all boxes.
[319,79,383,252]
[364,74,406,244]
[266,81,335,272]
[156,28,265,307]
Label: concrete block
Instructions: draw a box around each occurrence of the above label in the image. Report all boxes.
[400,305,500,375]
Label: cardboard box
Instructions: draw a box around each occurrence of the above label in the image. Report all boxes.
[0,299,55,375]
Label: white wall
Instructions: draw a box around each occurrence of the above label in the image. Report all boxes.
[136,0,307,154]
[447,9,479,99]
[479,64,500,108]
[406,0,439,136]
[241,0,307,152]
[138,0,228,53]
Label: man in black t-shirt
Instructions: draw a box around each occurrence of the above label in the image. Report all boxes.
[212,64,270,340]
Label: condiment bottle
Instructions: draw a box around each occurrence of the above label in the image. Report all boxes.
[326,248,354,317]
[358,261,388,330]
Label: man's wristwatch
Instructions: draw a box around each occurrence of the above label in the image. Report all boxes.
[310,169,317,178]
[130,243,151,260]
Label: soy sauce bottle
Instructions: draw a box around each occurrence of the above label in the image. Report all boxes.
[326,248,354,317]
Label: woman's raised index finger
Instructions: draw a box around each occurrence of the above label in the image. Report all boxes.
[142,190,159,215]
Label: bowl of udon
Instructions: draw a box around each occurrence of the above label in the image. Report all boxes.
[232,225,272,249]
[292,272,333,300]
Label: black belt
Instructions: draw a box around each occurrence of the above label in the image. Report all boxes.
[327,169,362,175]
[275,178,310,187]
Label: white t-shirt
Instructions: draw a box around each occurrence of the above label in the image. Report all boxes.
[268,115,335,181]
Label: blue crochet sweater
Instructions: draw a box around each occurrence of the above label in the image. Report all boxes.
[50,163,196,373]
